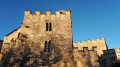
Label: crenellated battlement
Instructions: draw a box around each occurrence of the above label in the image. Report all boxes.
[72,46,99,67]
[73,37,105,44]
[24,10,71,16]
[73,37,107,56]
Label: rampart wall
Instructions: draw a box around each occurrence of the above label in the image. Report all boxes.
[100,48,120,67]
[72,47,99,67]
[73,38,108,56]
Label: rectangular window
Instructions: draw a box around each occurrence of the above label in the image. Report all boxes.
[44,41,48,52]
[44,41,51,52]
[46,23,48,31]
[49,23,52,31]
[48,41,51,52]
[46,22,52,31]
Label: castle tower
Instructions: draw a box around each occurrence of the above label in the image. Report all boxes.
[21,10,73,52]
[17,10,73,66]
[0,10,102,67]
[0,10,73,67]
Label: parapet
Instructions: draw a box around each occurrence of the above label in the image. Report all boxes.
[24,10,71,15]
[74,37,105,44]
[73,47,96,53]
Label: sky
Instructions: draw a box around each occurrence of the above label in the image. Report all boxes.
[0,0,120,49]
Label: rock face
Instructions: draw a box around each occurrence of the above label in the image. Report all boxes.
[1,10,100,67]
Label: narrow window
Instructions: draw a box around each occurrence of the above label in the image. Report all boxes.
[44,41,48,52]
[46,23,48,31]
[49,23,52,31]
[18,32,21,38]
[48,41,51,52]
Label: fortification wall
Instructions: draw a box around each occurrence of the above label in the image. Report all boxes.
[100,48,120,67]
[73,47,99,67]
[73,38,108,56]
[3,27,21,44]
[100,49,117,67]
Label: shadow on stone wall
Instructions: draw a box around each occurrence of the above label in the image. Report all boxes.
[99,49,119,67]
[2,42,63,67]
[1,33,65,67]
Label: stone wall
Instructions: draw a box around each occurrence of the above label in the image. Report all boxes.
[0,10,110,67]
[100,49,118,67]
[73,47,100,67]
[73,38,108,56]
[1,27,21,52]
[3,27,21,44]
[1,10,74,67]
[21,10,73,53]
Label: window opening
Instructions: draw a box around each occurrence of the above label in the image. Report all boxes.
[44,41,48,52]
[49,23,52,31]
[18,32,21,38]
[48,41,51,52]
[46,23,48,31]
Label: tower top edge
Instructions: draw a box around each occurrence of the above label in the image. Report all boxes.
[24,10,71,15]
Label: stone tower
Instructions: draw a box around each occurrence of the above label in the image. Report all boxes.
[0,10,101,67]
[21,10,73,53]
[1,10,73,67]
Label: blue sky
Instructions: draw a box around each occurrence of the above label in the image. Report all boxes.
[0,0,120,49]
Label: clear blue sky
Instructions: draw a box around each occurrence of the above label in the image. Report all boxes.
[0,0,120,49]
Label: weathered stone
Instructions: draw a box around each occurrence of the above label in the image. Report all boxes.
[73,38,108,56]
[1,10,116,67]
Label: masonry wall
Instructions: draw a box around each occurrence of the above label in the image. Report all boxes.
[1,27,21,53]
[73,38,108,56]
[21,10,72,52]
[3,27,21,44]
[1,10,73,53]
[0,10,109,67]
[100,49,117,67]
[19,10,73,66]
[0,10,74,67]
[20,10,72,55]
[72,47,100,67]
